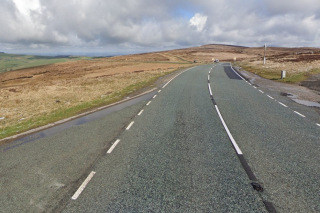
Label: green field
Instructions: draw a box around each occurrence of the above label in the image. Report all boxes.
[0,52,92,73]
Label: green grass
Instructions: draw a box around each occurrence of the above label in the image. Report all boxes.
[281,68,320,83]
[0,70,175,140]
[234,62,320,84]
[0,53,92,73]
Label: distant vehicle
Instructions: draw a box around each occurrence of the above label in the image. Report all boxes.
[215,59,219,63]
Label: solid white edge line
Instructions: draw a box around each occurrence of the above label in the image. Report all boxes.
[138,109,144,116]
[230,66,245,80]
[126,121,135,130]
[267,95,274,100]
[71,171,96,200]
[278,102,288,107]
[294,111,306,118]
[208,83,213,96]
[215,105,243,155]
[146,101,152,106]
[153,95,157,99]
[259,90,264,93]
[107,139,120,154]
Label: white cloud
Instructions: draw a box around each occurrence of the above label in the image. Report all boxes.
[1,0,320,54]
[189,13,208,32]
[12,0,41,15]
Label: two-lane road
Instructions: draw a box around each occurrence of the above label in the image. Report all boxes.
[62,64,267,212]
[1,64,319,212]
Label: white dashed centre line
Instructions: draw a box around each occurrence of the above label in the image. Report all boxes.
[259,90,264,93]
[138,109,144,116]
[317,123,320,127]
[208,83,213,96]
[294,111,306,118]
[278,102,288,107]
[146,101,152,106]
[126,121,135,130]
[153,95,157,99]
[161,67,194,89]
[267,95,274,100]
[162,80,171,88]
[71,171,96,200]
[107,139,120,154]
[158,90,162,93]
[253,86,257,89]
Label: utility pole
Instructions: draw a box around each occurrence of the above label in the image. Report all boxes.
[263,43,267,65]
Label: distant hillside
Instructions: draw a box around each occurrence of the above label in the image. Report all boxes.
[0,53,91,73]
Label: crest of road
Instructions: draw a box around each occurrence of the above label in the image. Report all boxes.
[1,64,319,212]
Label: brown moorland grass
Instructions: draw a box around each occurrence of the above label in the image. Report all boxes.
[236,61,320,84]
[234,49,320,84]
[1,44,320,140]
[0,55,193,140]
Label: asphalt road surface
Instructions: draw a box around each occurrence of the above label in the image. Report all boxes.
[1,64,319,212]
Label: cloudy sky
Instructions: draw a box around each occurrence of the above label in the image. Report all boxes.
[1,0,320,55]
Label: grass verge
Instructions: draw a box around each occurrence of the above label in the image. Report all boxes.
[234,62,320,84]
[0,69,178,141]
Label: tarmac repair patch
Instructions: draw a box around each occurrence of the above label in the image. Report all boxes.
[224,66,242,80]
